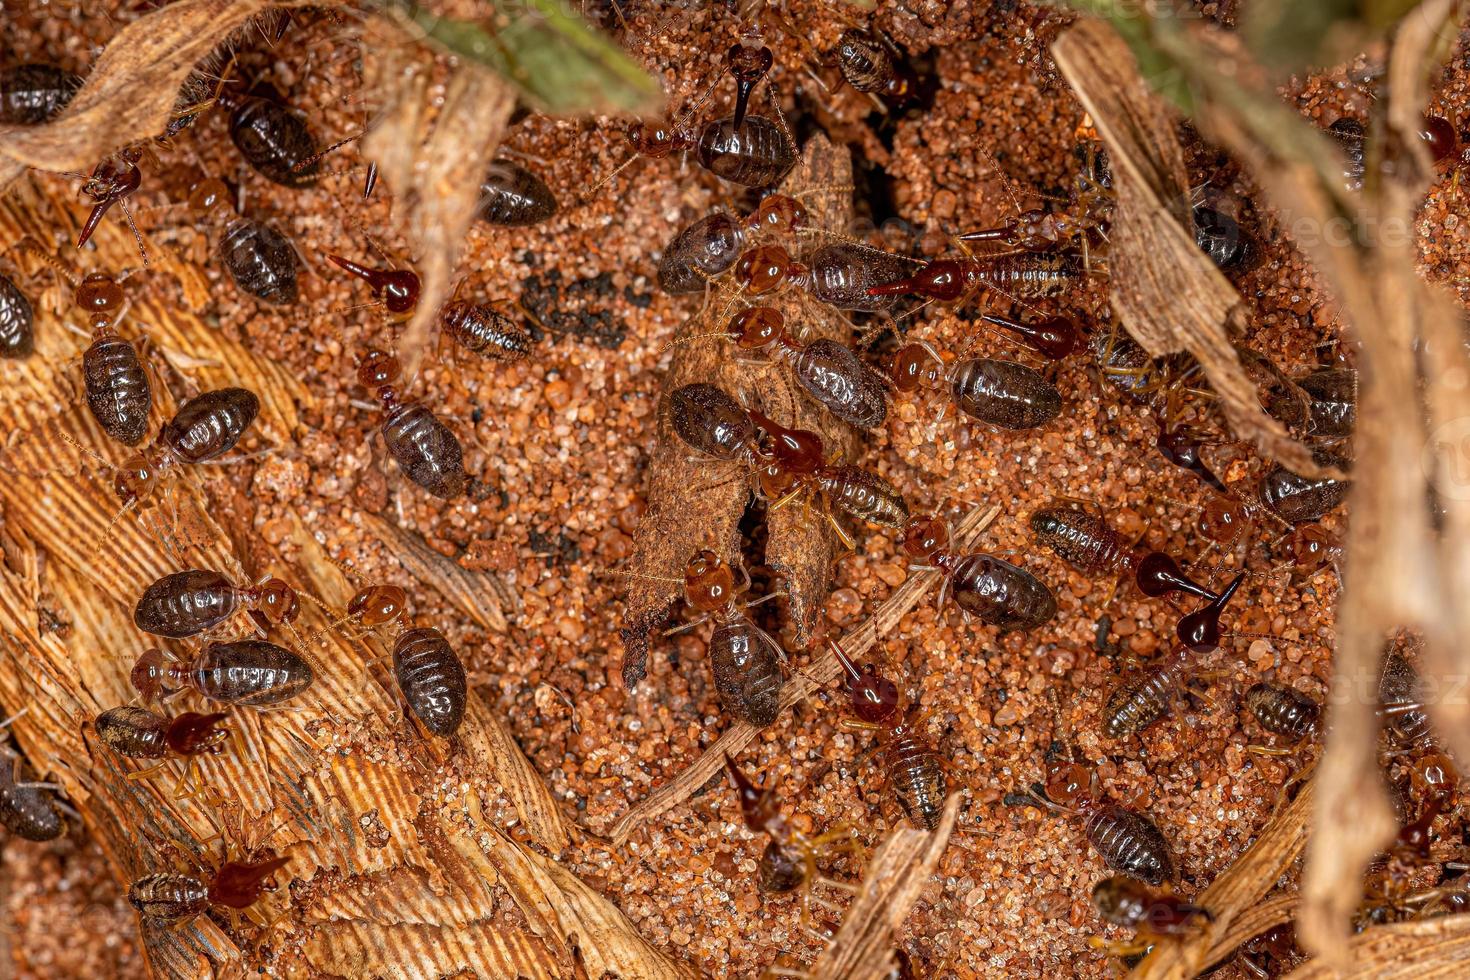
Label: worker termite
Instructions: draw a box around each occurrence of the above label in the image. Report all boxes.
[1089,877,1210,958]
[326,585,468,738]
[1192,204,1254,272]
[900,513,1057,631]
[831,640,948,831]
[724,753,859,935]
[440,298,532,363]
[356,348,470,500]
[1244,681,1321,749]
[657,194,807,295]
[186,177,300,306]
[132,568,300,639]
[891,341,1062,430]
[125,637,313,708]
[1101,629,1238,740]
[0,62,82,125]
[1378,644,1461,804]
[1262,368,1357,440]
[0,270,34,358]
[477,158,558,226]
[1260,451,1351,525]
[832,27,918,109]
[713,306,888,429]
[214,82,321,188]
[0,722,66,842]
[660,551,787,727]
[113,386,261,508]
[1026,754,1174,884]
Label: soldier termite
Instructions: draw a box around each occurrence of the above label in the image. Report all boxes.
[890,341,1062,431]
[0,716,66,842]
[129,850,291,925]
[329,253,421,322]
[0,62,82,125]
[356,348,470,500]
[477,158,558,227]
[95,705,231,800]
[132,568,300,640]
[186,177,300,306]
[0,269,34,358]
[900,513,1057,631]
[724,753,860,936]
[76,145,147,257]
[1088,877,1211,959]
[663,550,786,727]
[830,640,948,831]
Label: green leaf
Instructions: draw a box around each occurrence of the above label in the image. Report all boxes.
[382,0,662,116]
[1049,0,1196,112]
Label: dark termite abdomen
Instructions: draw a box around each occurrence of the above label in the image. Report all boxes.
[392,627,468,737]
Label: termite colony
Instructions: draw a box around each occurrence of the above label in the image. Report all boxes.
[3,0,1468,977]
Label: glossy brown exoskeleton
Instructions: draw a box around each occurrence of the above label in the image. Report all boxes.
[1192,205,1253,271]
[1328,117,1367,190]
[1102,641,1219,739]
[806,242,913,312]
[1262,368,1357,439]
[1260,452,1351,525]
[724,753,858,936]
[725,306,887,428]
[77,146,143,251]
[0,63,81,125]
[667,382,761,463]
[187,176,300,306]
[1244,682,1321,745]
[357,349,469,500]
[1089,876,1210,958]
[129,854,291,923]
[0,735,65,842]
[114,387,260,507]
[867,251,1086,305]
[330,254,421,321]
[696,114,798,188]
[891,342,1061,431]
[726,35,774,129]
[133,568,299,639]
[441,301,531,362]
[218,85,320,188]
[1028,757,1174,884]
[69,272,153,445]
[0,271,34,358]
[179,640,314,706]
[1029,504,1221,602]
[657,194,806,295]
[1154,426,1231,495]
[95,705,230,760]
[477,158,558,226]
[665,551,785,727]
[831,641,948,831]
[833,28,917,108]
[900,514,1056,631]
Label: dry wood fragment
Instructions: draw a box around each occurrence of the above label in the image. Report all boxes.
[811,794,959,980]
[1051,21,1322,475]
[1130,781,1313,979]
[608,503,998,846]
[1282,914,1470,978]
[618,135,863,690]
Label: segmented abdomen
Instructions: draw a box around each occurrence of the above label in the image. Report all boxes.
[950,358,1061,430]
[807,243,911,311]
[696,115,797,188]
[128,873,210,922]
[1244,682,1320,739]
[815,466,909,528]
[84,336,152,446]
[946,553,1057,631]
[885,736,947,830]
[972,251,1083,298]
[95,705,170,758]
[1102,661,1180,739]
[1084,802,1172,884]
[219,219,299,305]
[162,387,260,463]
[382,402,468,500]
[789,339,888,429]
[190,640,314,706]
[134,569,237,638]
[1029,507,1129,576]
[441,302,530,361]
[708,619,784,728]
[393,627,468,737]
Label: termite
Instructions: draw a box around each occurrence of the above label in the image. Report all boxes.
[900,513,1057,631]
[1244,681,1321,749]
[831,640,948,831]
[1026,756,1174,884]
[76,145,145,252]
[95,706,230,766]
[1262,368,1357,440]
[724,753,859,936]
[0,270,34,358]
[866,251,1086,307]
[132,569,300,640]
[113,386,261,508]
[663,550,786,727]
[1260,452,1351,525]
[832,27,918,109]
[215,83,321,188]
[477,158,558,226]
[186,177,299,306]
[128,641,314,707]
[657,194,807,295]
[891,341,1062,431]
[1089,876,1210,958]
[0,62,82,125]
[0,724,65,842]
[129,852,291,924]
[356,348,469,500]
[1028,503,1223,603]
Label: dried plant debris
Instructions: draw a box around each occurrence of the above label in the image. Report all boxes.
[1130,780,1313,979]
[618,135,863,690]
[1281,916,1470,979]
[0,0,305,187]
[1051,20,1322,476]
[810,795,958,980]
[609,504,998,846]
